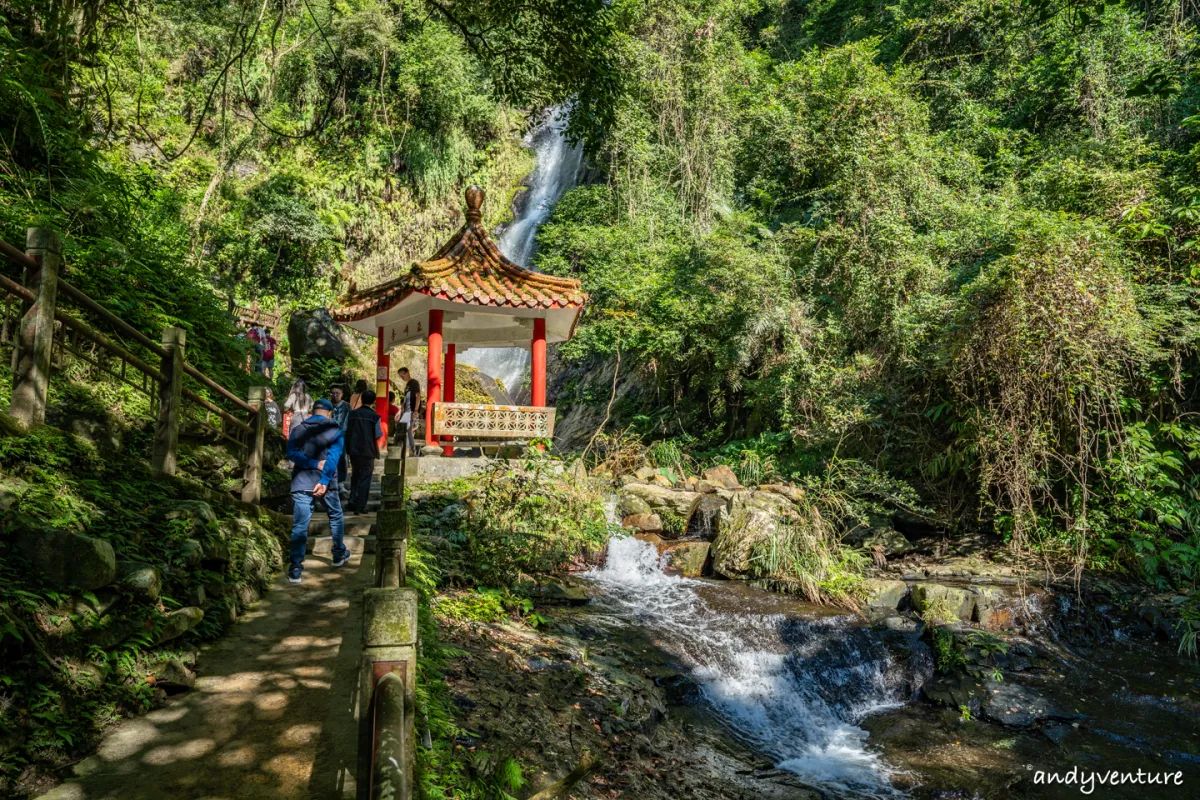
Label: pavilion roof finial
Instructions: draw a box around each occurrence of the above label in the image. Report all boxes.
[465,185,484,226]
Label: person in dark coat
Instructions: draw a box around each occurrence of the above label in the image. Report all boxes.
[286,398,349,583]
[344,390,383,515]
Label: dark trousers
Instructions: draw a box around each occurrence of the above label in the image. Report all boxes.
[337,453,347,485]
[349,455,375,512]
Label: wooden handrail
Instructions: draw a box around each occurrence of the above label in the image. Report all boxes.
[182,363,254,413]
[182,387,253,435]
[3,236,257,418]
[0,270,35,305]
[1,269,164,383]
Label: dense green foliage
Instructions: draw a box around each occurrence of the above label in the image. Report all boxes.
[404,462,611,798]
[0,414,287,793]
[541,0,1200,588]
[0,0,619,382]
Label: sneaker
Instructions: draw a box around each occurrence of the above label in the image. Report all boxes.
[288,571,302,584]
[332,553,350,568]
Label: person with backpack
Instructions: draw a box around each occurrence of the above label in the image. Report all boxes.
[344,390,383,515]
[286,398,350,583]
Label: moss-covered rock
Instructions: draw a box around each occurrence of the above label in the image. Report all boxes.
[115,561,163,601]
[11,525,117,591]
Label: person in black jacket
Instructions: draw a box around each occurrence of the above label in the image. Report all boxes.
[344,390,383,514]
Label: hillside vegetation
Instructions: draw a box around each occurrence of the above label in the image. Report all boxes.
[538,0,1200,590]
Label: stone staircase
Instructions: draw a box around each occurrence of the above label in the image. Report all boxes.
[305,461,385,556]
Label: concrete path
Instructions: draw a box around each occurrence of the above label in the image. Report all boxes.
[40,532,375,800]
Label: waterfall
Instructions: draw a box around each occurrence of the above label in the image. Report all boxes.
[459,107,583,398]
[585,534,906,799]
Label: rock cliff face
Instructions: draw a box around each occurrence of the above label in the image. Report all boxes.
[548,351,648,451]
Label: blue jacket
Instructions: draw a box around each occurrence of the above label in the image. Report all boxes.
[288,415,343,493]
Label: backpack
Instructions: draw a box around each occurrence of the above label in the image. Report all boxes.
[262,335,276,361]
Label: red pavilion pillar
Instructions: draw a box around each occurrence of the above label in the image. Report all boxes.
[426,310,443,449]
[531,318,547,407]
[376,328,389,450]
[442,344,456,457]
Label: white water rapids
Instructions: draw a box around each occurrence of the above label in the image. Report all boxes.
[458,108,583,397]
[584,532,905,798]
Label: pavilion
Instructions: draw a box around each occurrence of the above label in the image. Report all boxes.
[329,186,587,455]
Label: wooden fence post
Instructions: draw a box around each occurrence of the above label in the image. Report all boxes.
[152,327,186,475]
[10,228,61,428]
[242,386,266,504]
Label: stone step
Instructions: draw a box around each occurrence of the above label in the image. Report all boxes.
[307,534,376,555]
[307,519,374,536]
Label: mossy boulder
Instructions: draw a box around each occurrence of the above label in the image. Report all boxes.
[617,492,653,517]
[115,561,162,601]
[863,579,909,610]
[152,607,204,646]
[11,526,116,591]
[620,483,702,520]
[662,541,711,577]
[162,500,217,536]
[712,507,777,577]
[912,583,976,622]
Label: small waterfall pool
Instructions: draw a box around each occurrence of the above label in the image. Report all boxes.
[583,533,906,798]
[459,107,582,396]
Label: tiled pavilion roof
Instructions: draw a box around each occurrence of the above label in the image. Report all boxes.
[330,186,586,324]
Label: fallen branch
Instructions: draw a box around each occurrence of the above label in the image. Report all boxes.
[525,751,600,800]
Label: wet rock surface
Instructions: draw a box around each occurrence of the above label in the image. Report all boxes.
[437,608,820,799]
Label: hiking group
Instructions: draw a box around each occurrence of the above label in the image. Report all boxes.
[277,368,423,584]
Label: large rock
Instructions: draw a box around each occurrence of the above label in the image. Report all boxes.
[620,484,702,521]
[617,492,653,517]
[858,528,916,558]
[912,583,975,622]
[12,527,116,591]
[979,680,1081,728]
[116,561,162,601]
[863,579,909,610]
[0,475,30,513]
[179,539,204,567]
[712,507,777,577]
[758,483,806,505]
[152,607,204,646]
[973,586,1016,630]
[622,513,663,533]
[686,494,727,541]
[701,465,742,490]
[288,308,353,361]
[746,490,795,516]
[151,658,197,692]
[662,541,711,578]
[163,500,217,536]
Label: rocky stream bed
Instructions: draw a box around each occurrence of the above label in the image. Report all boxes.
[446,542,1199,799]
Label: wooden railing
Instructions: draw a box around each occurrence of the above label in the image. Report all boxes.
[0,228,274,504]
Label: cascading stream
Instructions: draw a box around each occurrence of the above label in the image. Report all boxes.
[458,107,582,397]
[584,531,905,799]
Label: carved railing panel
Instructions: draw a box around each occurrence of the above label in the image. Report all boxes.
[431,402,555,439]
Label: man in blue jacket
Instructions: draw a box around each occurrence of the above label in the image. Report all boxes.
[287,397,350,583]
